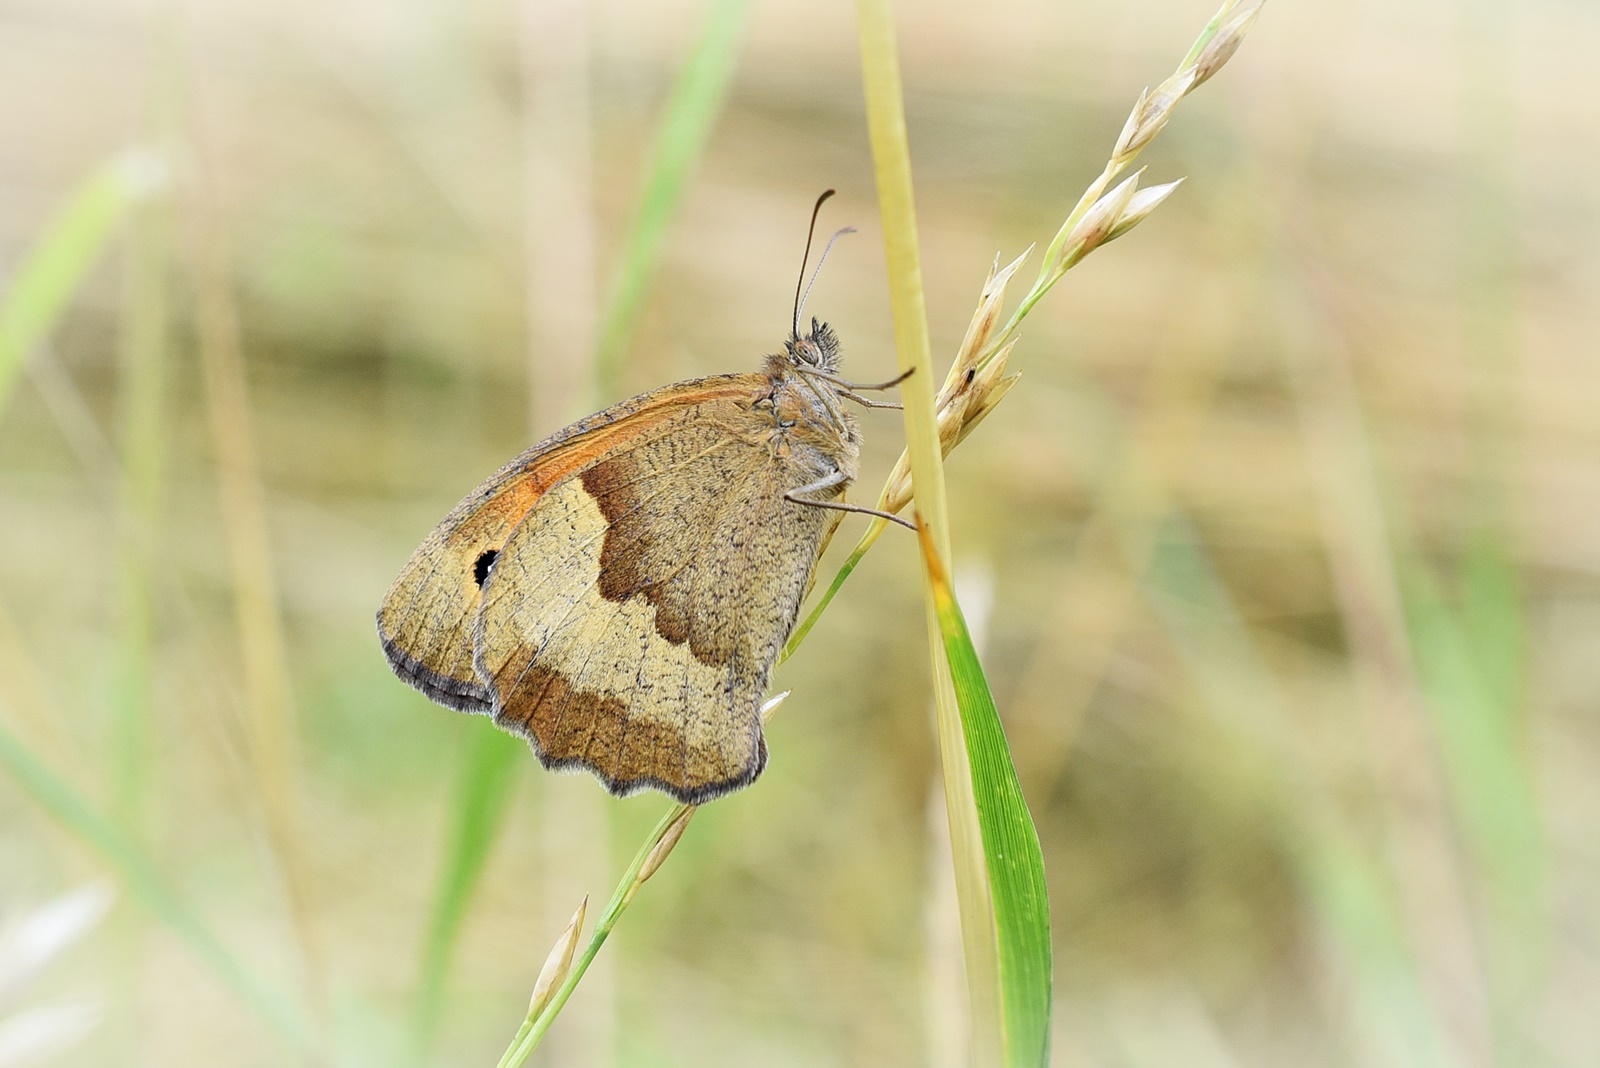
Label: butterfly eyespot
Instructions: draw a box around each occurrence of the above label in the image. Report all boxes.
[473,549,501,588]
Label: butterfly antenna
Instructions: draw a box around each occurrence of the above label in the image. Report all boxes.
[796,226,855,336]
[793,189,836,339]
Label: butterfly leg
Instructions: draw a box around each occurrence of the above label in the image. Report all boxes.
[839,390,902,410]
[784,471,916,531]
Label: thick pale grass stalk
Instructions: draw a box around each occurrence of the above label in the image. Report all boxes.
[854,1,1003,1062]
[916,527,1050,1066]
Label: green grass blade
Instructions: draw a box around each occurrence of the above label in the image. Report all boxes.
[918,526,1052,1067]
[111,166,173,834]
[590,0,754,398]
[0,150,164,414]
[408,726,523,1060]
[0,710,315,1053]
[1403,542,1545,1002]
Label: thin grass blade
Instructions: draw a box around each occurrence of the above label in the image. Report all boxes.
[408,727,522,1060]
[0,713,314,1053]
[0,149,165,415]
[590,0,754,397]
[1403,543,1545,996]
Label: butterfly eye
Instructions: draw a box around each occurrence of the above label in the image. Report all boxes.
[473,549,501,588]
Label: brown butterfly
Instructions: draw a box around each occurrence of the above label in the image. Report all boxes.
[376,192,910,804]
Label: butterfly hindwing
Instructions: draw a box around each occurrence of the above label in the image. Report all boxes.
[473,394,854,804]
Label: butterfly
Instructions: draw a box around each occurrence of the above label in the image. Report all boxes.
[376,192,910,804]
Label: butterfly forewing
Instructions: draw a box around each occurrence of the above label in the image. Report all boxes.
[376,375,758,715]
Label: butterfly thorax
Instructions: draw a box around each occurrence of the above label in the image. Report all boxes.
[757,323,861,489]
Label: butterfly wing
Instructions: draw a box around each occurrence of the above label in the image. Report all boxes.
[473,392,857,804]
[376,374,761,713]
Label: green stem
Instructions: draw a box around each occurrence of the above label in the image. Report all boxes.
[497,803,690,1067]
[783,517,890,663]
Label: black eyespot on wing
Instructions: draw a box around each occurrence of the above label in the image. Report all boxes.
[474,549,500,588]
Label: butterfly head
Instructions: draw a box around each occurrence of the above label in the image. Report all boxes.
[785,318,841,373]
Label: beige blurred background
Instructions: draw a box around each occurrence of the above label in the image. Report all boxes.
[1,0,1596,1065]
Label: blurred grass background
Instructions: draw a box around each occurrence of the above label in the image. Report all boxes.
[0,0,1595,1065]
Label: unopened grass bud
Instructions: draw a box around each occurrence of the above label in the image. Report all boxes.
[527,896,587,1019]
[1064,170,1144,258]
[759,691,791,724]
[1104,178,1185,244]
[1113,69,1196,160]
[637,806,696,886]
[1192,2,1263,88]
[947,248,1029,390]
[883,454,914,517]
[958,343,1018,439]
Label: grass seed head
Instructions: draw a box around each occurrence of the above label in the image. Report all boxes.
[883,333,1020,515]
